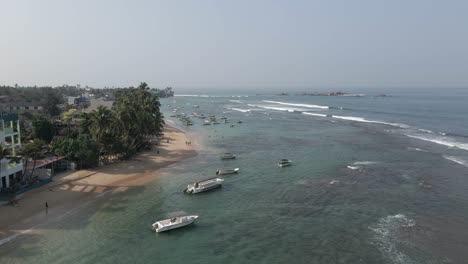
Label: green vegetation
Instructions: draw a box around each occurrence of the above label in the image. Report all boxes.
[21,140,45,179]
[150,87,174,98]
[2,82,166,171]
[52,82,164,166]
[52,134,99,169]
[32,117,55,143]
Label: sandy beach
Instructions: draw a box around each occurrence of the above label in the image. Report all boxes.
[0,126,197,244]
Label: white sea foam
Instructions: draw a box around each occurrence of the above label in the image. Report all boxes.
[353,161,378,165]
[262,100,329,109]
[229,108,252,113]
[302,112,327,117]
[369,214,416,264]
[229,100,243,103]
[417,128,433,134]
[407,147,428,152]
[347,166,360,170]
[443,156,468,168]
[406,135,468,151]
[329,180,340,185]
[248,104,307,112]
[331,115,409,128]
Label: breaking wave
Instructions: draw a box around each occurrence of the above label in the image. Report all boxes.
[262,100,329,109]
[406,135,468,151]
[369,214,416,264]
[302,112,327,117]
[443,156,468,168]
[331,115,409,128]
[229,108,252,113]
[353,161,378,165]
[247,104,308,112]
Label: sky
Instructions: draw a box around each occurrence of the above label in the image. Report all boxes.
[1,0,468,90]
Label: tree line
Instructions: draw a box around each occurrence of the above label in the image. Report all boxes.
[52,83,164,168]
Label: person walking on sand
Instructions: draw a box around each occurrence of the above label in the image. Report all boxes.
[45,202,49,214]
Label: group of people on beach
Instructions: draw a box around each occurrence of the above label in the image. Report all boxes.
[185,141,192,145]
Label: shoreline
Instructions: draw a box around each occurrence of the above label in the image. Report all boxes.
[0,125,197,244]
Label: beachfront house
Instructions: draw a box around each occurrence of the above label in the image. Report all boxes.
[0,113,24,191]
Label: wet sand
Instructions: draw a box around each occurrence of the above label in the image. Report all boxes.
[0,126,197,244]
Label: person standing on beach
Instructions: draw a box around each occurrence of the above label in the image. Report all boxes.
[45,202,49,213]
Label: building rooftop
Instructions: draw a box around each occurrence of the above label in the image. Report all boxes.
[0,113,18,122]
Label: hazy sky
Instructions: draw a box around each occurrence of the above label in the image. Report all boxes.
[1,0,467,89]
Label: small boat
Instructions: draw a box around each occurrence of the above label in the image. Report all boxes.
[221,153,236,159]
[224,120,230,123]
[193,105,200,108]
[278,159,292,167]
[220,116,227,120]
[237,120,243,124]
[212,121,220,124]
[203,120,211,125]
[184,177,224,194]
[216,168,239,175]
[230,124,235,127]
[152,215,199,233]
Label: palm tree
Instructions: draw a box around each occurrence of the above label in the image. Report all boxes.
[21,140,45,181]
[88,106,114,161]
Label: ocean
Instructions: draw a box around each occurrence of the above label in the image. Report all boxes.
[1,89,468,264]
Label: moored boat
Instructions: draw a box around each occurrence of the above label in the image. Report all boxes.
[152,215,199,233]
[184,177,224,194]
[216,168,239,175]
[278,159,292,167]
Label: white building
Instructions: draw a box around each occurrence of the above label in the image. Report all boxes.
[0,113,23,190]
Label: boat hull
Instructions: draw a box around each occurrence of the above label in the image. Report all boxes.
[153,215,199,233]
[184,178,224,194]
[216,168,240,175]
[191,183,222,193]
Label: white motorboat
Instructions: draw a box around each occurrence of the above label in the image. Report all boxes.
[278,159,292,167]
[216,168,239,175]
[221,153,236,159]
[203,120,211,125]
[152,215,199,233]
[184,177,224,194]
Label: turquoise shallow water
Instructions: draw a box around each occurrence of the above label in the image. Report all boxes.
[1,91,468,264]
